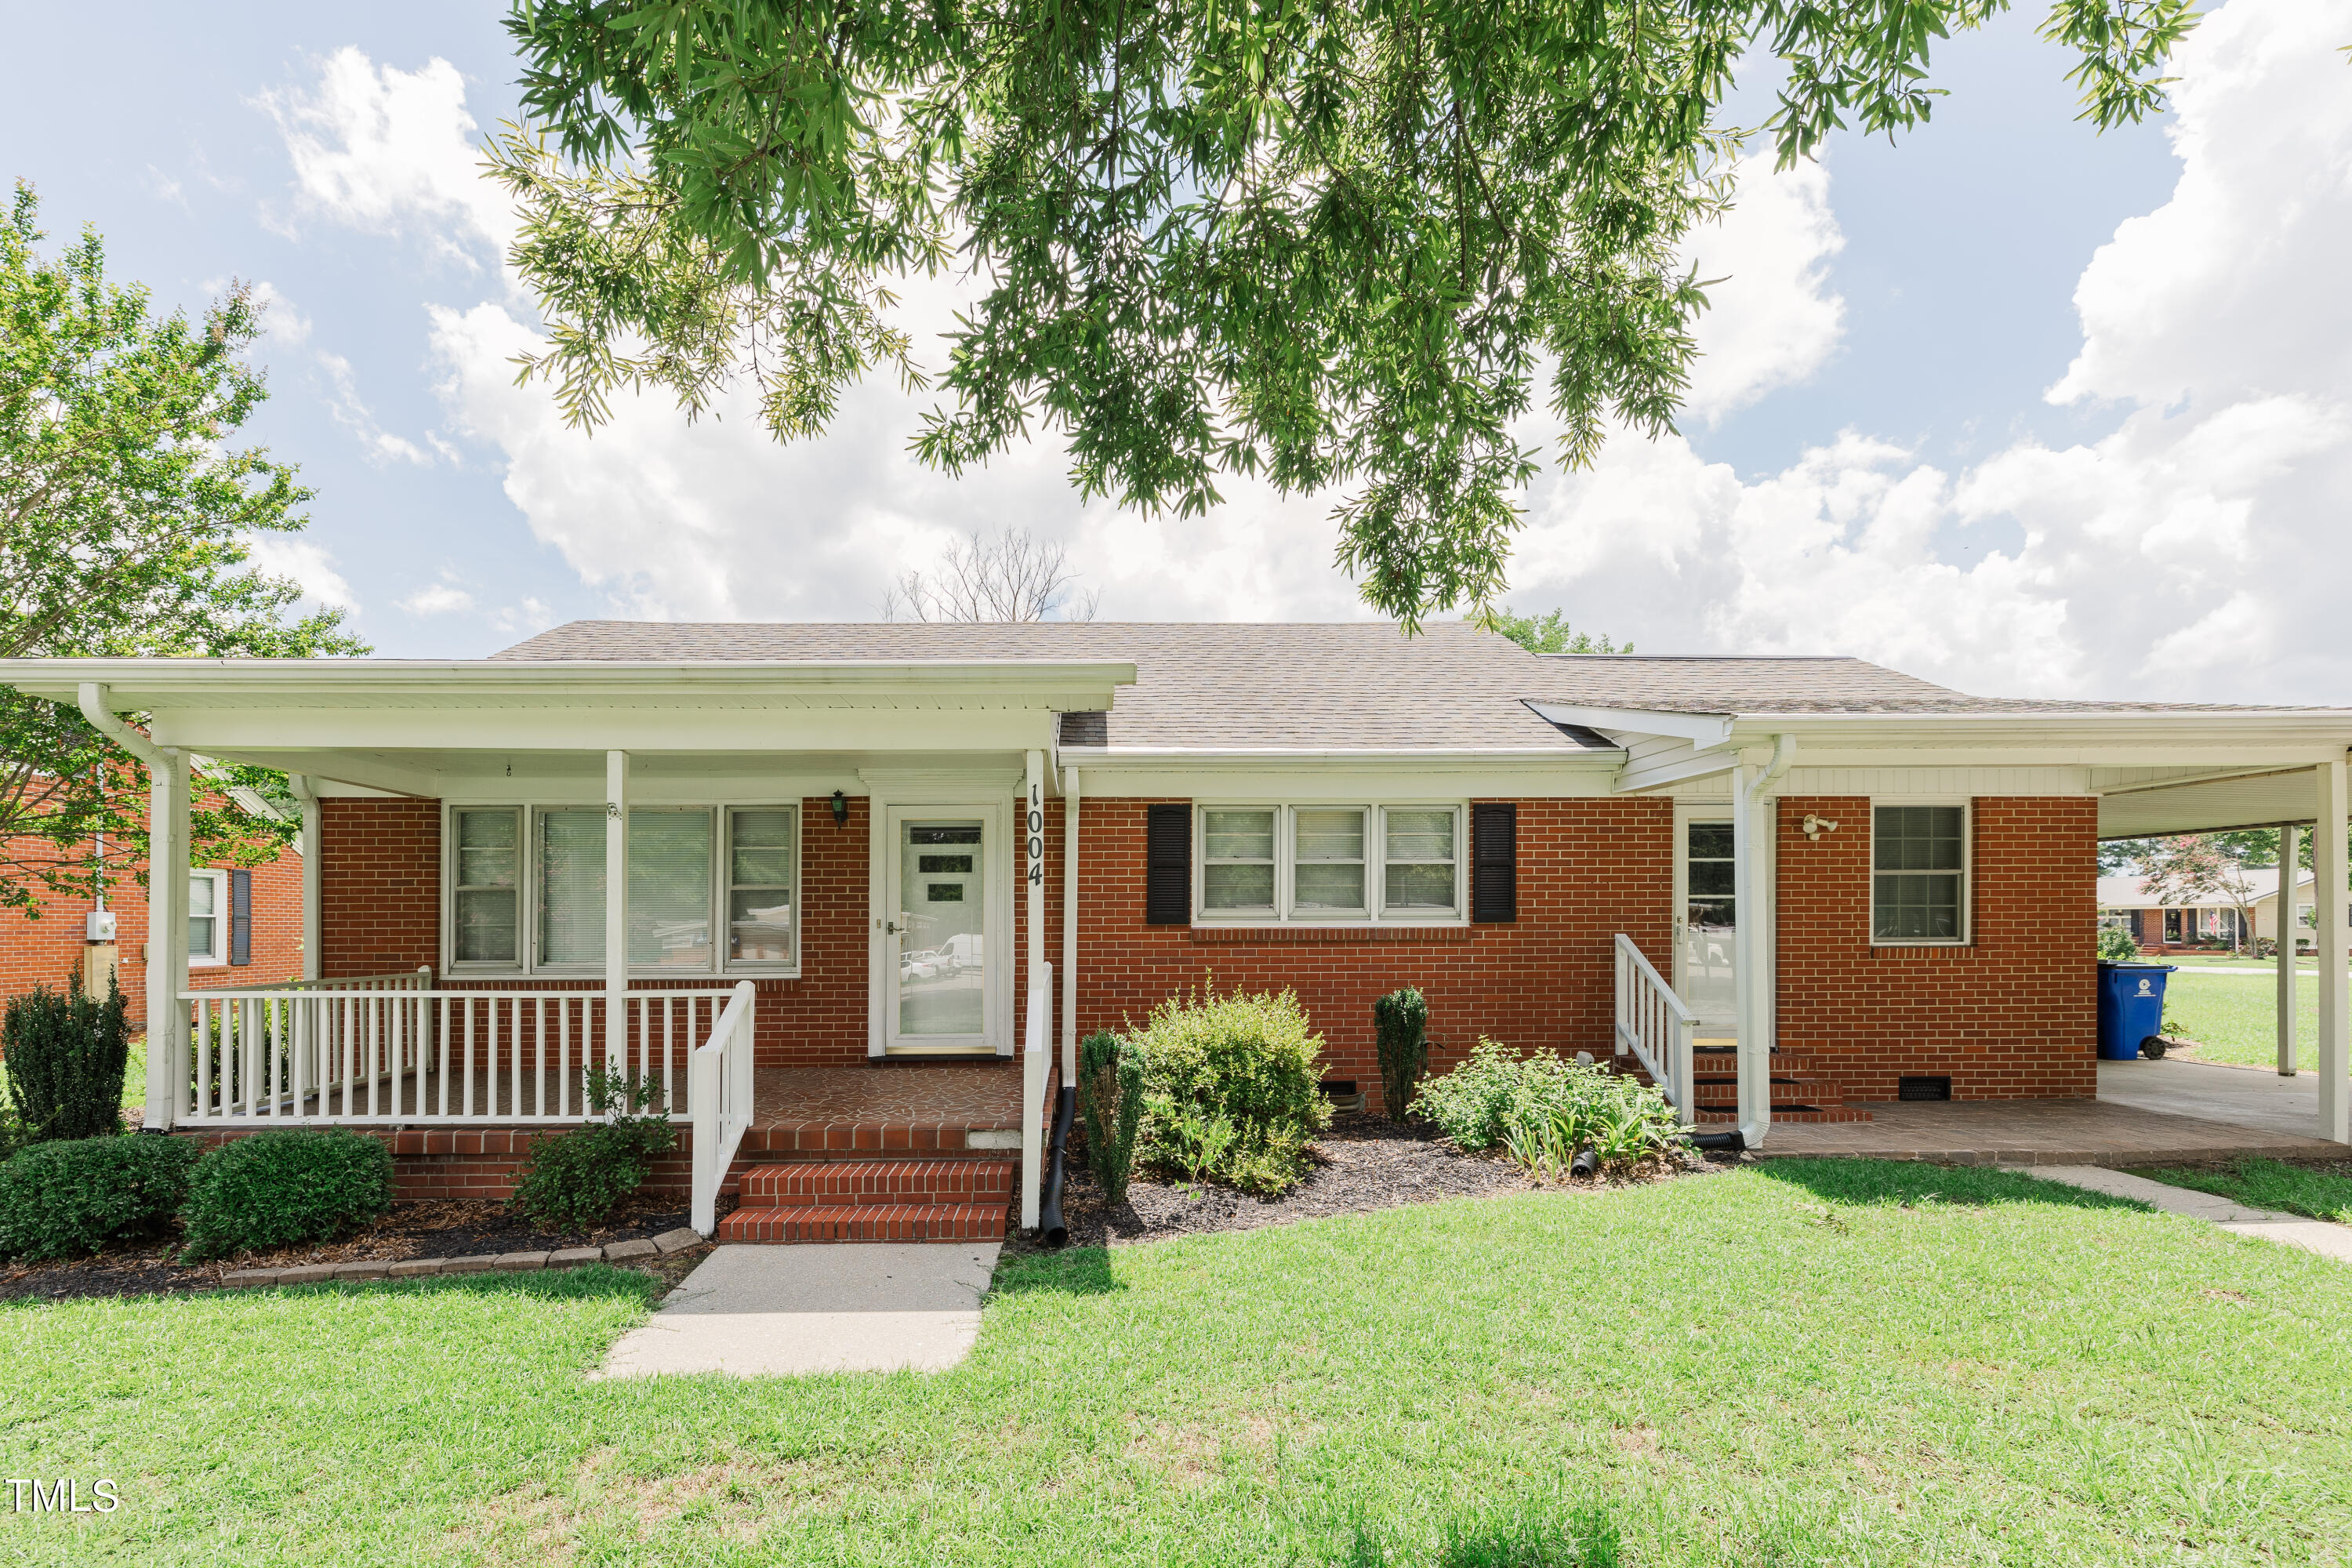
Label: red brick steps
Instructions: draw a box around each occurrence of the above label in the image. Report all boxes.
[720,1159,1014,1243]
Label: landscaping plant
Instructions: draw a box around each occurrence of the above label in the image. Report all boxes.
[1077,1029,1144,1207]
[1373,987,1429,1122]
[507,1069,677,1230]
[180,1129,394,1261]
[1417,1039,1680,1174]
[1130,983,1331,1195]
[0,1134,199,1261]
[2096,924,2143,962]
[1,967,131,1142]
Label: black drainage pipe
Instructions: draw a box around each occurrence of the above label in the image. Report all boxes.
[1570,1146,1600,1178]
[1689,1130,1746,1153]
[1037,1085,1076,1248]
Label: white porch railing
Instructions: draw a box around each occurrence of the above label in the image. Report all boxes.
[283,966,434,994]
[688,980,757,1236]
[1613,933,1697,1126]
[1020,961,1052,1232]
[178,985,735,1126]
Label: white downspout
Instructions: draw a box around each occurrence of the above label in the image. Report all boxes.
[78,683,187,1131]
[2315,760,2349,1143]
[1062,764,1080,1086]
[605,750,630,1088]
[1733,733,1795,1147]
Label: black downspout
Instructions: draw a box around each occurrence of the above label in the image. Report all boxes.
[1038,1085,1075,1248]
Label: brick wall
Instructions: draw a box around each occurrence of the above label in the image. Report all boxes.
[319,797,441,977]
[1774,794,2097,1100]
[1070,797,1675,1112]
[0,836,304,1026]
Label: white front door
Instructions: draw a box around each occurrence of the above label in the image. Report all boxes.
[1675,815,1737,1031]
[885,810,995,1054]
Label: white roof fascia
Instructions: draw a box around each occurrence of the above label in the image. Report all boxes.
[0,657,1138,710]
[1526,702,1735,747]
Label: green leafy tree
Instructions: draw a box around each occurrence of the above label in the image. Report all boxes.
[1491,607,1630,655]
[0,182,365,913]
[492,0,2199,629]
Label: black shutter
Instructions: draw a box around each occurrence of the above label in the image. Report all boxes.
[1471,803,1516,924]
[2127,909,2143,942]
[229,869,252,966]
[1145,804,1192,926]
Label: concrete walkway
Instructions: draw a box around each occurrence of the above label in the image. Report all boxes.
[2096,1057,2328,1141]
[2024,1164,2352,1264]
[596,1243,1000,1379]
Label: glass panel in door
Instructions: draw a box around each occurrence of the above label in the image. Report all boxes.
[898,820,986,1042]
[1679,820,1737,1028]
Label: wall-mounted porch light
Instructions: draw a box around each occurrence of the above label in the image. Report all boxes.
[831,789,849,826]
[1801,814,1840,842]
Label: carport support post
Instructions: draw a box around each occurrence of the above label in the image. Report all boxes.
[2319,761,2350,1143]
[2278,822,2299,1077]
[605,750,630,1090]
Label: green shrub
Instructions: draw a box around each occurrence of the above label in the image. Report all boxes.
[2096,925,2143,962]
[0,1134,200,1261]
[1077,1029,1144,1205]
[1373,987,1429,1120]
[180,1130,394,1261]
[1131,983,1330,1195]
[2,969,131,1142]
[507,1070,676,1231]
[1416,1039,1680,1174]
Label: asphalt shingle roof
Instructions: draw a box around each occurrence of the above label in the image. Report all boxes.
[495,621,2299,748]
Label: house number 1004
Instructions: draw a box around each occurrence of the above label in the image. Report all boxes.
[1027,786,1044,885]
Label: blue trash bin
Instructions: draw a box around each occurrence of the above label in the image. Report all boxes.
[2096,962,2176,1061]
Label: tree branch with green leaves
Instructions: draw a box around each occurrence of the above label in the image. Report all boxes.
[493,0,2200,630]
[0,182,366,914]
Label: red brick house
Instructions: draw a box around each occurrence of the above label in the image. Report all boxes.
[3,623,2347,1240]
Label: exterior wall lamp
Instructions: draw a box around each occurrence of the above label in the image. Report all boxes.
[1801,814,1839,842]
[831,789,849,826]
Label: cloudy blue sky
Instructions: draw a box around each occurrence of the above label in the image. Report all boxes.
[5,1,2348,702]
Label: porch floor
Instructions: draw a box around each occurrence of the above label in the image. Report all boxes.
[1751,1095,2344,1167]
[741,1064,1025,1154]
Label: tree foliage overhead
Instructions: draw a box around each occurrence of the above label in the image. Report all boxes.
[493,0,2196,628]
[0,182,365,913]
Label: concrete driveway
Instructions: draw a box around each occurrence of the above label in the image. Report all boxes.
[2097,1056,2330,1142]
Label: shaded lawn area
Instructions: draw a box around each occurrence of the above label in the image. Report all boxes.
[6,1163,2352,1566]
[2131,1156,2352,1225]
[2161,970,2321,1072]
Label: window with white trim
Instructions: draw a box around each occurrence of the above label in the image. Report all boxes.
[1195,804,1464,924]
[188,869,227,965]
[447,804,801,975]
[1871,804,1969,944]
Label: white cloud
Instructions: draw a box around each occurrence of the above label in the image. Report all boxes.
[398,583,477,616]
[256,48,514,267]
[245,536,355,612]
[318,352,431,466]
[1681,154,1847,424]
[245,280,310,348]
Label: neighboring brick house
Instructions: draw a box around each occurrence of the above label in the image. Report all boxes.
[8,621,2349,1226]
[0,804,304,1025]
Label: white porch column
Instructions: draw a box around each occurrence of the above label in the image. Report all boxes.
[1062,764,1080,1083]
[144,746,191,1129]
[605,750,630,1082]
[2278,822,2300,1077]
[1730,764,1769,1134]
[290,774,322,982]
[1025,750,1046,1011]
[2318,762,2349,1142]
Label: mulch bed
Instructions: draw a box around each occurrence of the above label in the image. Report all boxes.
[1008,1112,1724,1256]
[0,1195,691,1305]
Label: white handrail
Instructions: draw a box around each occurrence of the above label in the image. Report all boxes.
[283,966,433,993]
[1613,933,1697,1127]
[688,979,759,1236]
[1020,961,1052,1232]
[176,985,731,1126]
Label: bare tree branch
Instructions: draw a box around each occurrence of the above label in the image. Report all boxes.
[881,528,1099,622]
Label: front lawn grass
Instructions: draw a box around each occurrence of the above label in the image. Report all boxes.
[2130,1156,2352,1225]
[2159,969,2321,1071]
[6,1162,2352,1565]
